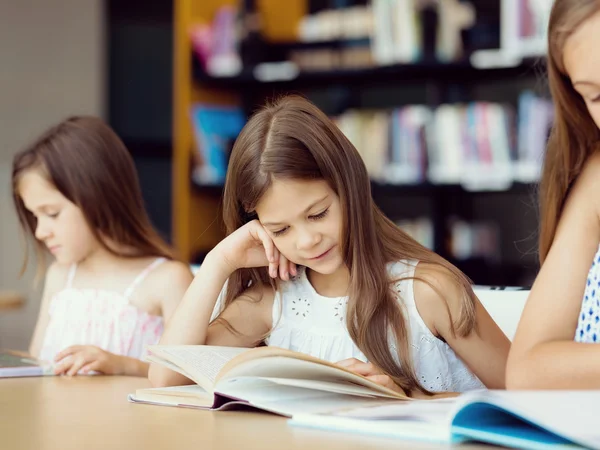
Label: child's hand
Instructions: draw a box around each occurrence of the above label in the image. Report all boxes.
[53,345,125,376]
[336,358,407,396]
[215,219,297,279]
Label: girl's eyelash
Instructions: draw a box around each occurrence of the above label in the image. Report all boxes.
[309,208,329,220]
[273,227,288,237]
[272,208,329,237]
[592,95,600,103]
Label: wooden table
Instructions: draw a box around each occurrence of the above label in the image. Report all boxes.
[0,376,497,450]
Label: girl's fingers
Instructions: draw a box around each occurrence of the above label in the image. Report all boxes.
[253,223,280,278]
[53,355,75,375]
[366,374,405,395]
[279,254,290,280]
[53,362,69,375]
[54,345,83,362]
[80,360,99,375]
[341,361,377,377]
[336,358,364,367]
[366,374,391,386]
[254,224,276,263]
[66,355,88,376]
[270,247,280,278]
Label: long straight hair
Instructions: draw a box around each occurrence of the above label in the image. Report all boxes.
[539,0,600,262]
[12,116,174,277]
[219,95,478,395]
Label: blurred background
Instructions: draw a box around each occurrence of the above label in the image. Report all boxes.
[0,0,552,349]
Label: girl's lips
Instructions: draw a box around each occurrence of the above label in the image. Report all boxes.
[310,246,334,260]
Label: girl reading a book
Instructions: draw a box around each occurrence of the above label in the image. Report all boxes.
[151,95,509,396]
[12,117,193,377]
[507,0,600,389]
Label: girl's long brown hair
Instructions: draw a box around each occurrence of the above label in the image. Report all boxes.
[220,95,477,394]
[539,0,600,263]
[12,116,174,277]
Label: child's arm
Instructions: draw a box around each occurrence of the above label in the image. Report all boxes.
[148,253,274,387]
[149,220,283,388]
[29,263,68,358]
[51,262,193,377]
[122,261,194,376]
[506,155,600,389]
[414,263,511,389]
[53,345,150,376]
[153,261,195,327]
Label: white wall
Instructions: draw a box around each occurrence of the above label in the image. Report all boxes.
[0,0,105,350]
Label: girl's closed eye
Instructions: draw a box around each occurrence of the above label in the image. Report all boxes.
[309,208,329,221]
[272,208,329,236]
[273,227,289,237]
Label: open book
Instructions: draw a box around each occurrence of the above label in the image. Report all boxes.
[0,350,52,377]
[290,390,600,449]
[129,345,411,416]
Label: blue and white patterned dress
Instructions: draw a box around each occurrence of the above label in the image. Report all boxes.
[575,244,600,343]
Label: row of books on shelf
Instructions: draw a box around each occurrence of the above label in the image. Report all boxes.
[397,217,499,262]
[191,0,552,78]
[334,91,552,190]
[190,91,553,191]
[298,0,552,66]
[473,0,552,68]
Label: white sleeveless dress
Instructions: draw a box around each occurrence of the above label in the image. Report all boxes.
[264,260,484,393]
[39,258,167,363]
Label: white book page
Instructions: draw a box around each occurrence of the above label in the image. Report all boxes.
[289,414,452,444]
[145,354,197,382]
[253,377,402,399]
[332,397,456,423]
[129,385,212,408]
[140,385,209,397]
[148,345,251,389]
[219,356,404,399]
[216,377,399,416]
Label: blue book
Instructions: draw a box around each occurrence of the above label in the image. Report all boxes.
[289,390,600,449]
[190,104,246,185]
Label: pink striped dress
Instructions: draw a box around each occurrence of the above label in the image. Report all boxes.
[39,258,166,363]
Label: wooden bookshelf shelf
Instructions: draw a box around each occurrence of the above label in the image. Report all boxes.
[192,56,542,90]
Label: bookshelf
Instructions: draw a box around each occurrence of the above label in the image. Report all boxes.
[173,0,543,285]
[193,56,540,88]
[173,0,307,263]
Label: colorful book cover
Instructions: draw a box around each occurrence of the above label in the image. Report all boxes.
[190,104,246,185]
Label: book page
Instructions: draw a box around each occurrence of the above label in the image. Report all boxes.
[216,377,400,416]
[219,354,407,399]
[289,414,452,444]
[131,385,213,408]
[255,377,403,399]
[138,384,209,397]
[332,397,456,422]
[147,345,251,391]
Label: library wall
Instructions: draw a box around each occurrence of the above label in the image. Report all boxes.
[0,0,105,350]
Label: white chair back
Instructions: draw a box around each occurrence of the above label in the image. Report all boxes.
[474,288,529,341]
